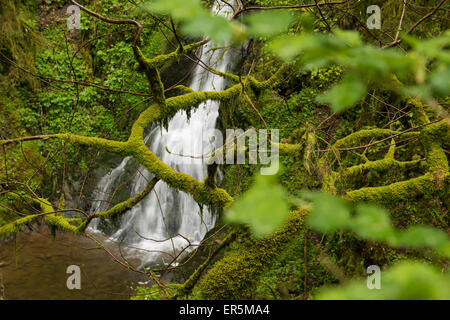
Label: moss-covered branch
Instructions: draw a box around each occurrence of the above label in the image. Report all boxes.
[343,141,419,179]
[57,133,130,156]
[135,41,207,69]
[0,194,77,236]
[346,172,449,203]
[74,178,159,234]
[0,54,289,237]
[0,214,38,236]
[195,209,307,299]
[132,145,232,208]
[344,120,449,204]
[173,229,238,299]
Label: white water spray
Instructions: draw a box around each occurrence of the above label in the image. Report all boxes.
[89,1,235,267]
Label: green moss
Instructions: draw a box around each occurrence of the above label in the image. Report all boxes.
[0,214,38,236]
[131,283,184,300]
[195,210,307,299]
[248,64,289,91]
[209,63,288,92]
[407,98,429,127]
[421,120,448,172]
[57,133,131,157]
[333,128,409,149]
[75,178,158,234]
[255,231,339,299]
[174,230,238,299]
[344,158,420,179]
[136,41,205,69]
[174,85,195,93]
[165,84,241,118]
[133,144,233,209]
[128,103,162,144]
[0,194,60,236]
[44,213,77,233]
[346,172,449,204]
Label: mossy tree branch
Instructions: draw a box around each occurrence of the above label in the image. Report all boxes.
[74,177,159,234]
[172,229,239,299]
[195,210,307,299]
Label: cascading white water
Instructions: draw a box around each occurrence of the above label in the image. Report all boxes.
[89,1,235,267]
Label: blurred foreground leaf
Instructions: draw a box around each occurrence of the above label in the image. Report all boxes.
[303,192,450,258]
[246,10,294,37]
[315,261,450,300]
[225,168,289,238]
[316,73,366,112]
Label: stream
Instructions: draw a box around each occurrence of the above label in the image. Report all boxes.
[0,226,152,300]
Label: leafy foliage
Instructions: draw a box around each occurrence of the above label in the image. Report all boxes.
[143,0,294,43]
[144,0,449,112]
[245,10,294,38]
[315,261,450,300]
[316,73,366,112]
[225,167,290,238]
[303,192,450,258]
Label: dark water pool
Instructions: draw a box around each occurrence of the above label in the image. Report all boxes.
[0,226,151,300]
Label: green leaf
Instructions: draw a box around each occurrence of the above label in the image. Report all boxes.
[405,31,450,63]
[182,13,233,44]
[396,225,450,255]
[351,204,395,242]
[315,261,450,300]
[143,0,234,44]
[246,10,294,37]
[269,35,303,61]
[401,85,432,101]
[302,193,450,258]
[334,29,362,47]
[225,169,289,238]
[303,192,351,233]
[428,66,450,97]
[143,0,202,21]
[316,73,366,112]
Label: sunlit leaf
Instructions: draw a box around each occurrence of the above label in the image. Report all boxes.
[351,204,395,242]
[428,66,450,97]
[270,35,303,61]
[182,13,233,44]
[316,73,366,112]
[397,225,450,255]
[246,10,294,37]
[303,192,351,233]
[315,262,450,300]
[401,85,432,101]
[143,0,202,20]
[225,168,289,238]
[334,29,362,47]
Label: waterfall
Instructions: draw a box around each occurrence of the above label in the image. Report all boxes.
[89,1,235,267]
